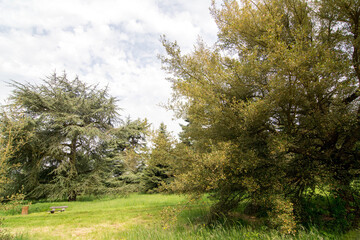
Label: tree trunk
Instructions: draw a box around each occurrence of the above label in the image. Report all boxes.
[68,190,77,201]
[67,137,78,201]
[70,137,77,173]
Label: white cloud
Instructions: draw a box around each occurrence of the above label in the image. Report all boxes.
[0,0,217,134]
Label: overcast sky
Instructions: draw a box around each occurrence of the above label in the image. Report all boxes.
[0,0,218,134]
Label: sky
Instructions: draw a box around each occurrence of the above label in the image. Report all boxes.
[0,0,218,135]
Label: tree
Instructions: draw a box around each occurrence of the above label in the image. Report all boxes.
[0,110,28,200]
[141,123,176,193]
[161,0,360,231]
[7,72,118,201]
[104,118,150,193]
[0,110,28,239]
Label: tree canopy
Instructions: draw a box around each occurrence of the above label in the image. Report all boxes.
[6,73,119,200]
[141,123,176,193]
[161,0,360,232]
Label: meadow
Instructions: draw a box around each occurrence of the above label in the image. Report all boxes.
[1,194,359,240]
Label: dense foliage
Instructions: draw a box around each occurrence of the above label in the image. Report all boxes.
[105,118,150,193]
[141,123,176,193]
[1,73,148,201]
[161,0,360,233]
[0,111,28,239]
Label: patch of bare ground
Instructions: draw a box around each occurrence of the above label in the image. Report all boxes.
[8,216,148,239]
[70,218,147,239]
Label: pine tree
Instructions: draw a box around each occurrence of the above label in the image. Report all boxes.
[8,72,118,201]
[141,123,175,193]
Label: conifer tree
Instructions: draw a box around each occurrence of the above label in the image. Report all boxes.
[8,72,118,201]
[141,123,175,193]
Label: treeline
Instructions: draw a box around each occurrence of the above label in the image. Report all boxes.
[0,74,142,200]
[0,73,180,201]
[2,0,360,235]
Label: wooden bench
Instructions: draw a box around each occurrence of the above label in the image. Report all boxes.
[49,206,68,213]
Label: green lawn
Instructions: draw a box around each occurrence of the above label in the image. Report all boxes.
[2,194,188,239]
[1,194,359,240]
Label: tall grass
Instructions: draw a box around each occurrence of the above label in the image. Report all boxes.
[118,225,342,240]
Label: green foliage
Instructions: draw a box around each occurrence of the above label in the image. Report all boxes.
[5,72,119,201]
[268,196,296,234]
[141,123,176,193]
[103,118,150,194]
[0,110,30,240]
[296,192,357,233]
[4,73,149,201]
[161,0,360,233]
[141,164,172,193]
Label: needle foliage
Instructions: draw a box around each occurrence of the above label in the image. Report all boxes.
[5,72,118,201]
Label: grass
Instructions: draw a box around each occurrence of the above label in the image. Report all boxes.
[0,194,359,239]
[2,194,188,239]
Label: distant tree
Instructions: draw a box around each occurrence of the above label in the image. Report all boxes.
[141,123,176,193]
[162,0,360,232]
[104,118,150,193]
[150,123,175,166]
[7,72,118,201]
